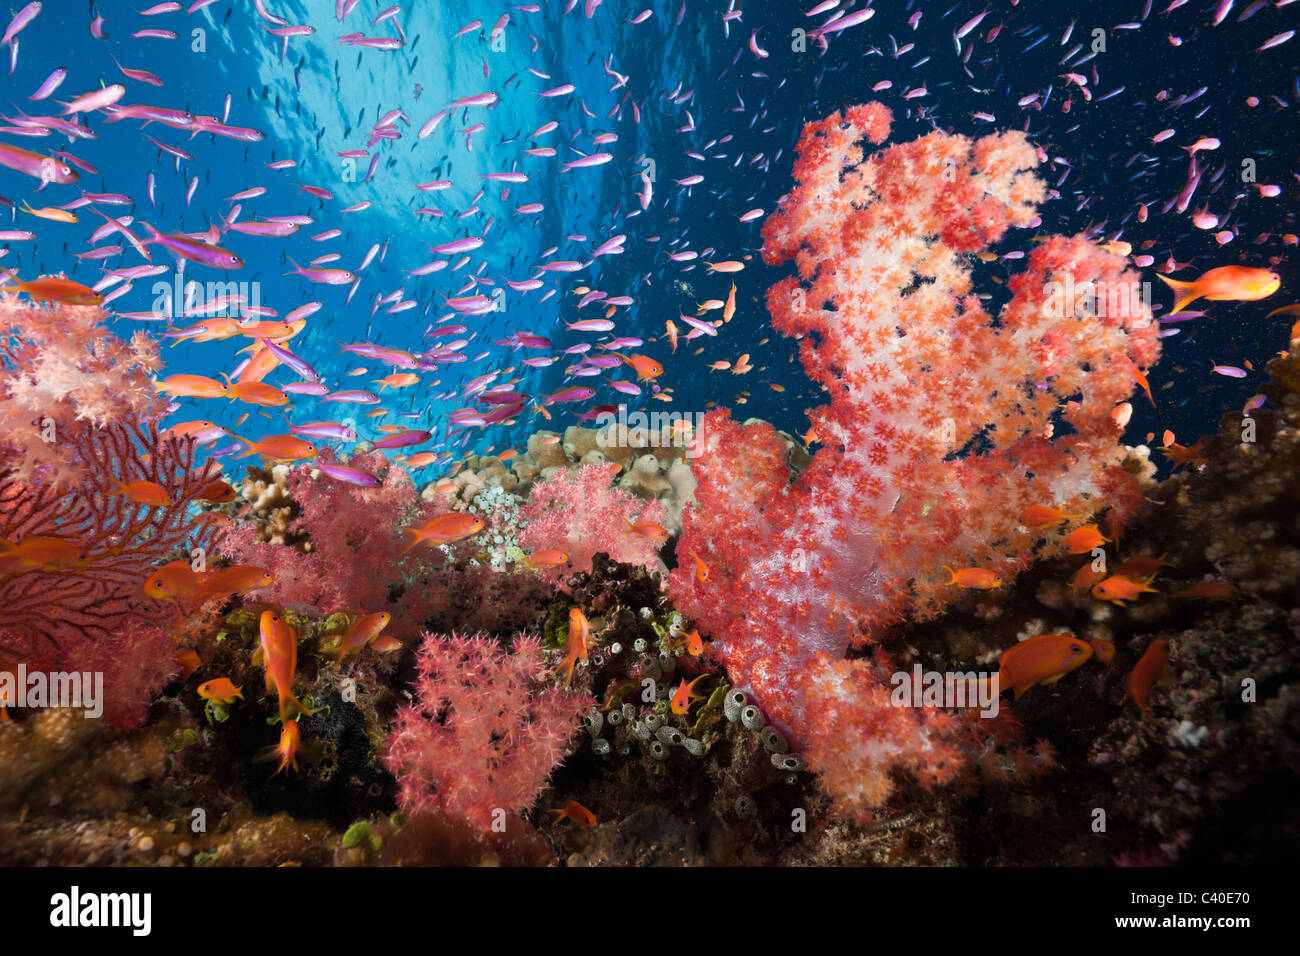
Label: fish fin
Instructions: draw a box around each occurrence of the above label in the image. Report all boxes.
[140,222,163,244]
[397,528,424,555]
[1156,273,1199,316]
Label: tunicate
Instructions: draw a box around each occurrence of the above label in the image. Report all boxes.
[723,688,746,723]
[760,726,787,754]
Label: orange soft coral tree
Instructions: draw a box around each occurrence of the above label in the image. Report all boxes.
[669,103,1161,815]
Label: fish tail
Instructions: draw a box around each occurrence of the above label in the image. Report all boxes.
[941,564,957,585]
[280,690,306,724]
[1156,273,1199,316]
[398,528,424,555]
[140,221,163,244]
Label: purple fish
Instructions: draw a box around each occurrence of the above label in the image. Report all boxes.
[323,389,381,404]
[371,429,432,449]
[566,318,615,332]
[292,421,357,441]
[544,386,596,404]
[316,462,381,487]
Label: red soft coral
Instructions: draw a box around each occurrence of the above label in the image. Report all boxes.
[383,631,592,829]
[671,103,1160,817]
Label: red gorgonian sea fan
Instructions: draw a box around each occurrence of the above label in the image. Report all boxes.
[669,103,1161,814]
[384,631,593,830]
[0,294,225,727]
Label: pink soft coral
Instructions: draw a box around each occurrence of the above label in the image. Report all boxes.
[0,292,166,487]
[517,462,667,586]
[670,103,1160,816]
[383,631,592,829]
[220,450,454,628]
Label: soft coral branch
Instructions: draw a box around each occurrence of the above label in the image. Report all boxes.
[670,103,1160,815]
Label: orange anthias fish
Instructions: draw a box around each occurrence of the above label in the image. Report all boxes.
[1126,638,1170,717]
[141,560,206,601]
[1174,580,1239,600]
[558,608,591,689]
[1157,265,1280,316]
[996,634,1094,699]
[19,201,77,224]
[670,674,709,715]
[1091,574,1159,606]
[1069,563,1108,592]
[255,610,304,724]
[671,626,704,656]
[155,374,231,399]
[0,535,88,573]
[1065,524,1110,554]
[689,551,709,582]
[235,434,318,462]
[1018,506,1084,529]
[192,478,236,503]
[942,565,1003,589]
[260,719,302,777]
[197,678,243,705]
[1088,638,1117,665]
[1114,554,1173,580]
[723,282,737,323]
[547,799,597,828]
[0,268,103,306]
[107,479,172,507]
[1161,440,1205,469]
[325,611,392,662]
[527,548,570,571]
[201,565,274,596]
[622,353,663,381]
[399,511,486,554]
[175,649,202,682]
[624,516,669,542]
[225,381,290,407]
[373,372,420,390]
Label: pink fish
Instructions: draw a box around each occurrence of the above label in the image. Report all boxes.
[285,257,354,285]
[562,152,613,171]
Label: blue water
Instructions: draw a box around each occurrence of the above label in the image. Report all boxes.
[5,0,1299,471]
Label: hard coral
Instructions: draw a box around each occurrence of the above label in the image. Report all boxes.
[383,631,592,829]
[670,103,1160,816]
